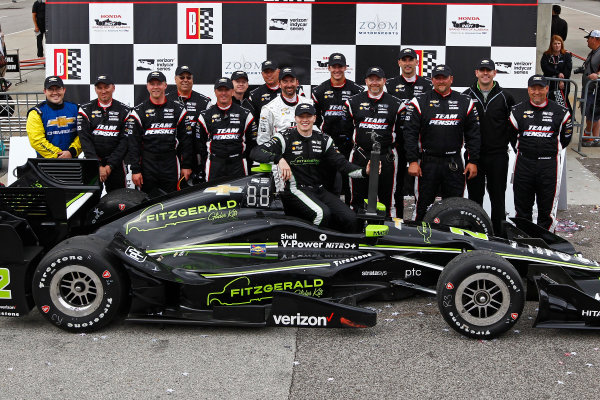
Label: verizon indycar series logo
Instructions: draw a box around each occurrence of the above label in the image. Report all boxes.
[186,8,214,39]
[54,49,82,80]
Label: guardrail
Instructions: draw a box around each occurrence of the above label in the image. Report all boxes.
[0,91,44,160]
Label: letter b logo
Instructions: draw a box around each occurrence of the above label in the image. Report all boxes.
[186,8,199,39]
[54,49,67,79]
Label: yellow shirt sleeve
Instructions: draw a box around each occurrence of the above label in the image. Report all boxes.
[26,110,62,158]
[69,135,82,157]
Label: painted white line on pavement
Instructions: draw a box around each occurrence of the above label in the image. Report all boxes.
[6,28,34,36]
[563,6,600,19]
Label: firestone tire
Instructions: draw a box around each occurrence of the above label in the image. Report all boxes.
[423,197,494,236]
[436,250,524,339]
[86,188,149,225]
[32,236,128,333]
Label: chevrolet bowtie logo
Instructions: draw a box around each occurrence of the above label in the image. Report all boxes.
[47,116,75,127]
[204,184,243,196]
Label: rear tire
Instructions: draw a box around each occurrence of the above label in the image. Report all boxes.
[86,188,148,225]
[32,236,128,332]
[424,197,494,236]
[436,250,524,339]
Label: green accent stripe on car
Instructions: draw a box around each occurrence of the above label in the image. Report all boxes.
[202,263,330,278]
[66,192,85,207]
[495,252,600,271]
[360,245,463,253]
[147,243,279,255]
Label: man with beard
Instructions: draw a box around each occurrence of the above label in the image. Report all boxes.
[78,74,130,192]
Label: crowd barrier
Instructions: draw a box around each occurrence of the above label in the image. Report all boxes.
[0,91,44,160]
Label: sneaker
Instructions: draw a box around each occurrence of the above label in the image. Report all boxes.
[582,139,594,147]
[593,138,600,147]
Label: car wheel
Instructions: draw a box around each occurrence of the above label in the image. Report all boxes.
[32,236,128,332]
[86,188,149,225]
[436,250,524,339]
[424,197,494,236]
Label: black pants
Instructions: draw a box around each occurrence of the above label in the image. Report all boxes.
[394,148,407,218]
[282,185,360,233]
[206,154,247,182]
[321,135,352,204]
[103,160,127,193]
[415,156,465,222]
[36,28,45,58]
[466,152,508,233]
[349,147,398,218]
[141,151,179,195]
[513,153,559,231]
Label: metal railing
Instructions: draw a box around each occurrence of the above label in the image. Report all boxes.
[0,91,44,159]
[577,79,599,156]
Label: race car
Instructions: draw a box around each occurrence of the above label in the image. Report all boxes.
[1,158,599,339]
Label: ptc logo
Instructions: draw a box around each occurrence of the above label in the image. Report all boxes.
[186,8,214,39]
[54,49,82,80]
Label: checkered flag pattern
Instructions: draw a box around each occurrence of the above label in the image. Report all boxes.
[67,49,82,80]
[199,8,214,40]
[47,1,536,105]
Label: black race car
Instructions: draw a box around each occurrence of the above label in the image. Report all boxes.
[1,158,600,339]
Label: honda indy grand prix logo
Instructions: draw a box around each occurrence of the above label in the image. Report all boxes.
[272,312,333,327]
[186,8,213,39]
[54,49,82,80]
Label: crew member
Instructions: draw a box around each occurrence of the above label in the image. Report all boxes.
[386,48,433,210]
[166,65,211,174]
[26,76,81,158]
[196,78,256,181]
[404,64,480,222]
[509,75,572,231]
[344,66,403,218]
[77,74,130,192]
[463,59,515,233]
[582,30,600,145]
[231,70,250,105]
[126,71,193,195]
[243,60,280,121]
[312,52,363,200]
[251,103,372,233]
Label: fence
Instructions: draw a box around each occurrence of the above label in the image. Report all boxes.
[0,91,44,160]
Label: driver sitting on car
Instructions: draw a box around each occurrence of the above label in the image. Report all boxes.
[251,103,373,233]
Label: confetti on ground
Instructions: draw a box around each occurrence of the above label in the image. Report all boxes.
[513,330,520,334]
[557,381,564,385]
[417,312,424,316]
[166,389,174,394]
[384,304,392,308]
[566,371,574,375]
[327,378,334,382]
[293,361,300,366]
[442,328,449,332]
[558,361,564,365]
[45,362,51,366]
[555,219,585,233]
[586,363,594,367]
[384,318,394,322]
[391,312,399,316]
[100,335,107,340]
[7,368,12,371]
[182,372,189,376]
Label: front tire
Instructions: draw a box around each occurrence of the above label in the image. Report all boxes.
[436,251,524,339]
[32,236,128,332]
[424,197,494,236]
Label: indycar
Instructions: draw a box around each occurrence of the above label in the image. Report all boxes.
[1,157,600,339]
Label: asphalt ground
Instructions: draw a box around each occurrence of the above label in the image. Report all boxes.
[1,2,600,399]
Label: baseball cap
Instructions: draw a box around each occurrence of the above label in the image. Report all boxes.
[528,74,548,87]
[214,77,233,90]
[399,48,417,60]
[147,71,167,83]
[476,58,496,70]
[432,64,452,77]
[231,70,248,81]
[328,53,347,67]
[584,30,600,39]
[94,74,114,86]
[365,66,385,78]
[44,76,64,89]
[295,103,316,116]
[279,67,297,80]
[175,65,193,76]
[261,60,277,71]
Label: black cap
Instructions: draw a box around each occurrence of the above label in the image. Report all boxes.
[432,64,452,77]
[44,76,64,89]
[279,67,297,80]
[261,60,277,71]
[147,71,167,83]
[295,103,316,116]
[94,74,114,86]
[214,77,233,90]
[476,58,495,71]
[231,71,248,81]
[399,48,417,60]
[365,66,385,79]
[175,65,193,76]
[328,53,346,67]
[528,74,548,87]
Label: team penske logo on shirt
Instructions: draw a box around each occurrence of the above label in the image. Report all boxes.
[93,124,120,136]
[429,114,459,126]
[47,116,75,128]
[325,105,345,117]
[523,125,553,138]
[146,122,175,135]
[358,117,387,129]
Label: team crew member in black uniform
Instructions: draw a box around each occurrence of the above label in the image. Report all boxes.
[197,78,256,181]
[404,64,480,222]
[344,67,403,218]
[463,59,515,233]
[386,48,434,213]
[77,74,130,192]
[312,53,364,199]
[231,70,250,105]
[127,71,193,195]
[251,103,372,233]
[243,60,280,121]
[509,75,572,231]
[166,65,211,174]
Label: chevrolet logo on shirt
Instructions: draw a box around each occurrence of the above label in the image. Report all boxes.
[47,116,75,127]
